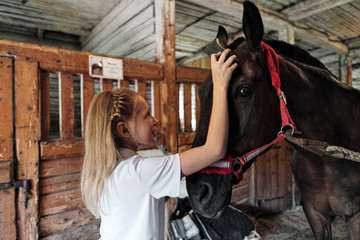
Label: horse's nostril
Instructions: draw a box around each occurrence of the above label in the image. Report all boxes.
[198,182,214,205]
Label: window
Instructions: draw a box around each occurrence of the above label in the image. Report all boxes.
[49,72,60,138]
[73,74,83,138]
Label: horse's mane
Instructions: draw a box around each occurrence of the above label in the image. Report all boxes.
[230,38,329,71]
[263,39,329,70]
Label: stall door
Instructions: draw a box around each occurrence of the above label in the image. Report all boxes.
[0,56,42,239]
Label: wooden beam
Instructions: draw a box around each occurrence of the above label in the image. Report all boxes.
[293,21,348,54]
[183,0,348,54]
[176,66,209,84]
[81,0,153,51]
[282,0,355,21]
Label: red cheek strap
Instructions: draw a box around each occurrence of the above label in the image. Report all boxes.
[198,155,244,183]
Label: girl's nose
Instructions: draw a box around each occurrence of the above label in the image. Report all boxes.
[152,115,158,125]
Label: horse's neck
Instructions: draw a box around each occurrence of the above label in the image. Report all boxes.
[279,59,360,148]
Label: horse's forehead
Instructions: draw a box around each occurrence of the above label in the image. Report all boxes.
[234,48,261,79]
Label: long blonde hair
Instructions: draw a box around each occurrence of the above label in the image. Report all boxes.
[81,88,138,217]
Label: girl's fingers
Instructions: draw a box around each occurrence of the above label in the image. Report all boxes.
[224,55,237,67]
[211,51,222,63]
[218,49,231,63]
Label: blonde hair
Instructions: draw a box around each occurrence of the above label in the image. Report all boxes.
[81,88,139,217]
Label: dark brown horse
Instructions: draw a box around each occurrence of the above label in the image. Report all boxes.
[186,1,360,239]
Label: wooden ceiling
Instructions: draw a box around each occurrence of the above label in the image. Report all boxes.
[0,0,359,87]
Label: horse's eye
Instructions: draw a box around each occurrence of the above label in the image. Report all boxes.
[236,86,252,98]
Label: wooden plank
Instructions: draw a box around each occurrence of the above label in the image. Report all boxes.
[184,84,192,132]
[0,189,16,240]
[40,158,83,178]
[40,173,80,195]
[0,161,13,183]
[102,78,113,91]
[40,139,84,159]
[40,62,88,74]
[0,57,13,161]
[176,66,209,84]
[41,70,51,140]
[60,72,74,139]
[178,132,196,146]
[279,142,295,209]
[255,151,272,206]
[231,185,250,204]
[82,74,95,128]
[15,59,40,240]
[120,79,129,89]
[123,58,163,81]
[137,80,147,99]
[40,222,100,240]
[40,188,84,216]
[282,0,354,21]
[153,81,161,127]
[39,209,99,237]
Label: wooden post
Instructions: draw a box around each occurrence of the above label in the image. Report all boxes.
[15,60,41,240]
[347,56,352,86]
[155,1,178,239]
[156,0,177,154]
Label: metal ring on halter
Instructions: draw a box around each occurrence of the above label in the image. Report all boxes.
[278,124,294,136]
[231,157,243,173]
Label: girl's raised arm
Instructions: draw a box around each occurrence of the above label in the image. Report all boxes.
[180,49,237,176]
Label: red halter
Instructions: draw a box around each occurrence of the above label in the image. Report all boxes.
[199,42,296,183]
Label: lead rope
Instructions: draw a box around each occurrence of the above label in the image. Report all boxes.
[325,146,360,162]
[284,129,360,163]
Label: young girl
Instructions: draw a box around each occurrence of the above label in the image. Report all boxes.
[81,49,237,240]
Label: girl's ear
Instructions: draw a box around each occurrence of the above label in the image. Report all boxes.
[117,121,131,138]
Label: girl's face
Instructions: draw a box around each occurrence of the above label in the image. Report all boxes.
[132,96,158,147]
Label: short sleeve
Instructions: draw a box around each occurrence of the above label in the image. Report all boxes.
[130,154,181,199]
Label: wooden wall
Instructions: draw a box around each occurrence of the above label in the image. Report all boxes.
[0,39,208,239]
[0,39,298,239]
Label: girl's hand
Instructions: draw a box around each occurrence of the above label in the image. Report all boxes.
[211,49,237,90]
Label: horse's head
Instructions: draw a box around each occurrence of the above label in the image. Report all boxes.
[186,1,281,218]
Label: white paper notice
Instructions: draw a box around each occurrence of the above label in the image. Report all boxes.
[89,55,123,80]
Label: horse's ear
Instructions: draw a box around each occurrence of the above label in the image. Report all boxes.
[216,26,228,48]
[242,1,264,51]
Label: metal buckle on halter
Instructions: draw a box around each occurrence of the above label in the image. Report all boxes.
[231,157,243,173]
[279,91,287,105]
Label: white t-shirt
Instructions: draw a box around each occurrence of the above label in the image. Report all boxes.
[99,148,181,240]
